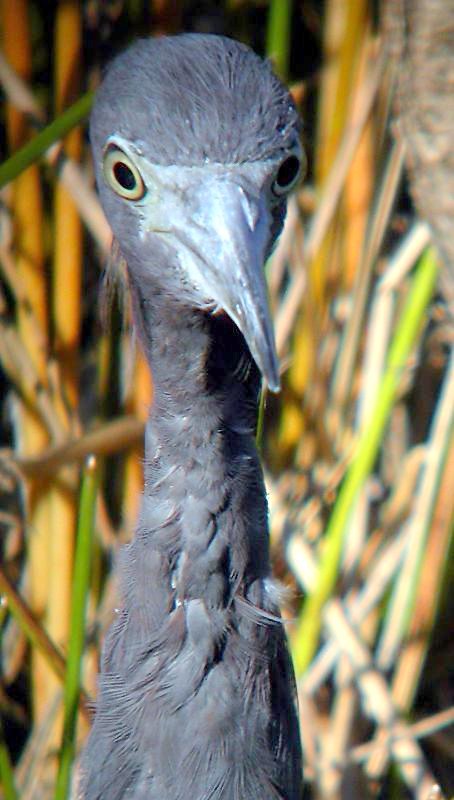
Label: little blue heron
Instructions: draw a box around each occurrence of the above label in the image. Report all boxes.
[79,33,303,800]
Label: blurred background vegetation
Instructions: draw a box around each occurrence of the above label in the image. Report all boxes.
[0,1,452,799]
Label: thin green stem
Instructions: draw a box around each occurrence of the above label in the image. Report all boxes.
[266,0,292,80]
[293,248,439,676]
[0,91,93,189]
[54,456,98,800]
[256,389,266,451]
[0,715,18,800]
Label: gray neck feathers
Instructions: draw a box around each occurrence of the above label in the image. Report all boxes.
[128,273,271,621]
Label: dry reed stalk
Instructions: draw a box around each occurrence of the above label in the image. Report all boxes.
[329,138,405,424]
[350,706,454,762]
[325,601,437,799]
[392,433,454,712]
[342,31,374,290]
[306,0,368,312]
[11,416,144,478]
[296,691,320,784]
[318,662,358,798]
[392,356,454,711]
[1,0,53,723]
[53,0,83,408]
[43,0,83,722]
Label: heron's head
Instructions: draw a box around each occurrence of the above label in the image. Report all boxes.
[90,34,303,392]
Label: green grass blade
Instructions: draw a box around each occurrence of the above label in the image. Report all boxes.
[266,0,292,80]
[0,715,18,800]
[256,389,266,450]
[0,91,93,189]
[54,456,98,800]
[292,248,439,676]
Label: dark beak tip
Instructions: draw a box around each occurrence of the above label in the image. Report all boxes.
[256,339,280,394]
[264,360,281,394]
[267,375,281,394]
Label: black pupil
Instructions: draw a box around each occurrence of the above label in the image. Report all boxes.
[113,161,136,191]
[276,155,300,188]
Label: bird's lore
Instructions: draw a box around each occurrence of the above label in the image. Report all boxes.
[79,33,303,800]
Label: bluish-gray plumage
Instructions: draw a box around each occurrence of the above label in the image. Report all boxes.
[79,33,303,800]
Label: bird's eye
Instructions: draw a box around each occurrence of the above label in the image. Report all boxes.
[271,154,302,197]
[103,146,146,200]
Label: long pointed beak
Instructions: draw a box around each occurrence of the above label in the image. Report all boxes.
[159,178,280,392]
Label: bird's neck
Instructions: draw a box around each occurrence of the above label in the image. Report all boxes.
[129,273,271,598]
[130,272,262,432]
